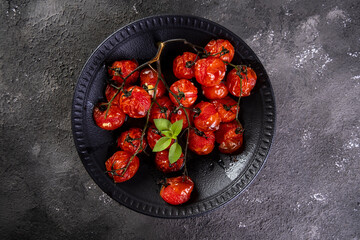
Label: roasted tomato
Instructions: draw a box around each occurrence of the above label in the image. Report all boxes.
[108,60,139,86]
[105,151,140,183]
[119,86,151,118]
[173,52,197,79]
[201,82,228,100]
[194,57,226,87]
[169,79,198,107]
[160,176,194,205]
[140,67,166,98]
[105,84,122,104]
[188,129,215,155]
[226,66,257,97]
[149,96,173,123]
[93,103,126,130]
[170,107,192,129]
[146,125,174,149]
[192,101,221,132]
[215,121,243,154]
[155,150,184,173]
[211,96,238,123]
[117,128,147,154]
[204,39,235,63]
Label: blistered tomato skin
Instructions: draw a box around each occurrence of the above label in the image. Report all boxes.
[194,57,226,87]
[160,176,194,205]
[149,96,173,123]
[173,52,197,79]
[226,67,257,97]
[204,39,235,63]
[105,151,140,183]
[93,103,126,130]
[117,128,147,154]
[105,84,122,104]
[201,82,228,100]
[211,96,238,123]
[120,86,152,118]
[192,101,221,132]
[140,68,166,98]
[155,150,184,173]
[108,60,139,86]
[215,121,243,154]
[146,125,174,149]
[169,79,198,107]
[188,129,215,155]
[170,108,192,129]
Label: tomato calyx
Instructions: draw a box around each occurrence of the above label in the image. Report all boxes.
[122,88,134,98]
[124,133,141,148]
[193,128,208,139]
[235,126,244,135]
[192,107,201,117]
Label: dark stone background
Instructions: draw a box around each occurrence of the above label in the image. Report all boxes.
[1,0,359,239]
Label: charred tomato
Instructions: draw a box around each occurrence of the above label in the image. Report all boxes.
[105,151,140,183]
[117,128,147,154]
[93,103,126,130]
[169,79,198,107]
[201,82,228,100]
[160,176,194,205]
[140,67,166,98]
[215,121,244,154]
[192,101,221,132]
[149,96,173,123]
[211,96,238,123]
[204,39,235,63]
[173,52,197,79]
[170,107,192,129]
[119,86,151,118]
[226,66,257,97]
[108,60,139,86]
[194,57,226,87]
[155,150,184,173]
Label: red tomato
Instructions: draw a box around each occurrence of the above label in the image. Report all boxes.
[105,84,122,105]
[160,176,194,205]
[149,96,173,123]
[117,128,147,154]
[173,52,197,79]
[215,121,243,154]
[169,79,198,107]
[170,107,192,129]
[201,82,228,100]
[188,129,215,155]
[146,125,174,149]
[140,68,166,98]
[108,60,139,86]
[204,39,235,63]
[211,97,238,123]
[105,151,139,183]
[120,86,151,118]
[192,101,221,132]
[155,150,184,173]
[194,57,226,87]
[93,103,126,130]
[226,67,257,97]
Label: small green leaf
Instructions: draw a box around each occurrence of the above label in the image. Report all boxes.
[153,137,171,152]
[161,130,172,138]
[170,119,183,137]
[154,119,171,131]
[168,142,182,164]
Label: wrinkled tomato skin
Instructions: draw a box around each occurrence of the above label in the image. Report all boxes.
[120,86,151,118]
[108,60,139,86]
[215,121,243,154]
[204,39,235,63]
[173,52,197,79]
[160,176,194,205]
[201,82,228,100]
[226,67,257,97]
[211,97,238,123]
[149,96,173,123]
[146,125,174,149]
[155,150,184,173]
[105,151,139,183]
[117,128,147,154]
[169,79,198,107]
[93,103,126,130]
[188,129,215,155]
[140,68,166,98]
[170,108,192,129]
[194,57,226,87]
[105,84,122,105]
[192,101,221,132]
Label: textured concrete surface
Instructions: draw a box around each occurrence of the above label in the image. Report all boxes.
[1,0,359,239]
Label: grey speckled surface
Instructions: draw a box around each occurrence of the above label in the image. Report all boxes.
[1,0,359,239]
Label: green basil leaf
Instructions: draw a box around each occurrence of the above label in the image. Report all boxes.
[170,119,183,137]
[153,119,171,131]
[168,142,182,164]
[161,130,172,138]
[152,137,171,152]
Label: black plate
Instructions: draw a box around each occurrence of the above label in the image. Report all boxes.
[72,15,276,218]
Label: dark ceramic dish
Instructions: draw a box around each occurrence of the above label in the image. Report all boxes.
[72,15,275,218]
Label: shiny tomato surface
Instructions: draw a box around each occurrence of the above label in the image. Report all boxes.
[188,129,215,155]
[194,57,226,87]
[215,121,243,154]
[201,82,228,100]
[120,86,151,118]
[170,107,192,129]
[108,60,139,86]
[146,125,174,149]
[226,67,257,97]
[117,128,147,154]
[169,79,198,107]
[155,150,184,173]
[192,101,221,132]
[211,96,238,123]
[93,103,126,130]
[149,96,173,123]
[160,176,194,205]
[105,151,139,183]
[140,67,166,98]
[204,39,235,63]
[173,52,197,79]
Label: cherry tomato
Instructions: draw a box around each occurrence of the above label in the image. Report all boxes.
[215,121,243,154]
[226,66,257,97]
[119,86,151,118]
[160,176,194,205]
[149,96,173,123]
[194,57,226,87]
[169,79,198,107]
[173,52,197,79]
[204,39,235,63]
[188,129,215,155]
[155,150,184,173]
[117,128,147,154]
[146,125,174,149]
[105,84,122,105]
[201,82,228,100]
[93,103,126,130]
[105,151,140,183]
[108,60,139,86]
[211,96,238,123]
[170,107,192,129]
[140,68,166,98]
[192,101,221,132]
